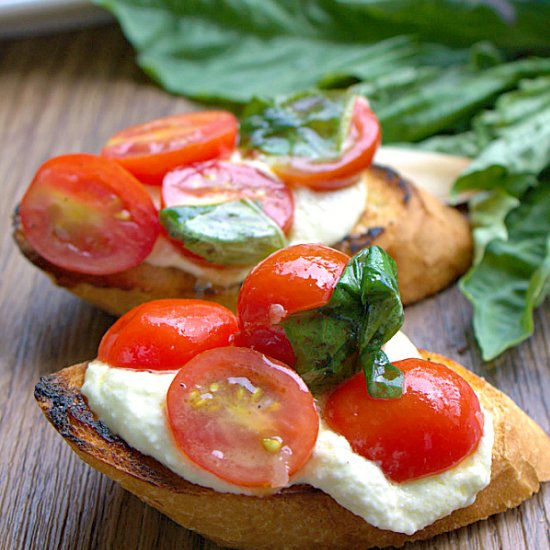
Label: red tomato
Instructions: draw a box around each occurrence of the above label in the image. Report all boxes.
[19,154,160,275]
[162,160,294,234]
[167,346,319,488]
[272,97,381,191]
[324,358,484,482]
[98,299,238,371]
[101,112,238,185]
[236,244,349,365]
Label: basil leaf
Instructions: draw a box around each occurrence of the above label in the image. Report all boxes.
[159,199,286,266]
[282,246,404,397]
[365,58,550,143]
[454,76,550,196]
[460,182,550,360]
[95,1,550,105]
[469,190,520,264]
[414,131,483,157]
[240,91,354,160]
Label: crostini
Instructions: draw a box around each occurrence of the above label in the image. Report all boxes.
[14,92,471,315]
[35,245,549,549]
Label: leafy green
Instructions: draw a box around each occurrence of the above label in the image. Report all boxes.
[357,58,550,143]
[460,182,550,360]
[415,77,550,359]
[159,199,286,266]
[469,190,520,264]
[413,131,482,157]
[240,91,353,159]
[282,246,404,397]
[95,0,440,103]
[454,76,550,195]
[94,1,550,104]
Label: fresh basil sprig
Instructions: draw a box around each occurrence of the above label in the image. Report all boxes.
[159,199,287,267]
[240,91,354,160]
[282,246,404,398]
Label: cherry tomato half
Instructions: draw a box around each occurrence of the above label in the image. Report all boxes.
[167,346,319,488]
[324,358,484,482]
[101,111,238,185]
[236,244,349,365]
[162,160,294,234]
[272,97,381,191]
[98,299,238,371]
[19,154,160,275]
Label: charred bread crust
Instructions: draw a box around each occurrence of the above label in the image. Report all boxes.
[15,166,472,315]
[35,352,550,550]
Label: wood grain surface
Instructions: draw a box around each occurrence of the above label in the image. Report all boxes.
[0,25,548,550]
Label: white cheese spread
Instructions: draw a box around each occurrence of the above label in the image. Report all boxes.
[82,332,493,535]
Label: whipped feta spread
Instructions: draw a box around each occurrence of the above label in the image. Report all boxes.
[143,161,367,287]
[82,332,493,535]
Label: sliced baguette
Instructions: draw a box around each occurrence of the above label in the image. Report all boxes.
[15,165,472,315]
[35,351,550,550]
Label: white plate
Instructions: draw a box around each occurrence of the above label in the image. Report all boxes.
[0,0,112,39]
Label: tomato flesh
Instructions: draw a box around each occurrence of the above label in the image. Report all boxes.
[101,111,238,185]
[236,243,349,365]
[98,299,238,371]
[162,160,294,234]
[19,154,160,275]
[167,346,319,488]
[272,97,381,191]
[324,358,484,482]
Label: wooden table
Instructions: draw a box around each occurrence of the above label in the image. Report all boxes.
[1,25,549,550]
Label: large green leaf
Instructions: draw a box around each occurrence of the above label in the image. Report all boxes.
[454,76,550,195]
[94,0,550,104]
[358,58,550,142]
[460,182,550,360]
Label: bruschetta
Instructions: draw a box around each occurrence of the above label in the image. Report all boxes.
[33,244,549,549]
[13,92,472,315]
[13,164,471,314]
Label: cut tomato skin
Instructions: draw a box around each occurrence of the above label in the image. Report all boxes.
[162,160,294,235]
[98,299,238,371]
[272,97,381,191]
[324,358,484,483]
[236,243,349,365]
[167,346,319,488]
[19,154,160,276]
[101,111,238,185]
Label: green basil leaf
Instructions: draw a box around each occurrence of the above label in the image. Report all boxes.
[95,0,550,105]
[469,190,520,264]
[367,58,550,143]
[454,76,550,195]
[413,130,483,157]
[282,246,404,397]
[240,91,354,160]
[159,199,286,266]
[460,181,550,360]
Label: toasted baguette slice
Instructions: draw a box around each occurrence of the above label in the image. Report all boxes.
[15,166,472,316]
[35,352,550,550]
